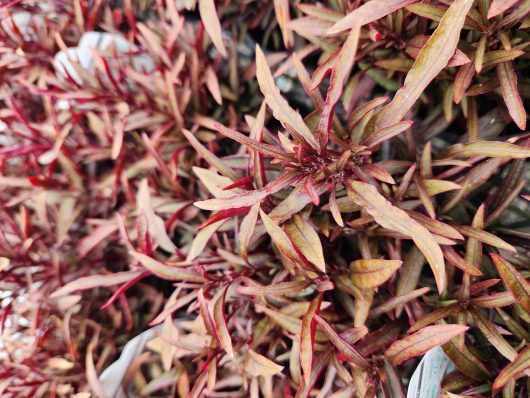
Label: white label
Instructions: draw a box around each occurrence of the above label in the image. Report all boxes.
[407,346,455,398]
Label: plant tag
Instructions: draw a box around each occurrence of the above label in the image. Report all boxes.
[407,346,455,398]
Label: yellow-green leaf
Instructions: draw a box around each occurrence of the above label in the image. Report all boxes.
[385,325,468,366]
[443,141,530,158]
[350,259,402,288]
[285,215,326,272]
[375,0,475,129]
[245,349,284,377]
[491,254,530,313]
[348,181,445,293]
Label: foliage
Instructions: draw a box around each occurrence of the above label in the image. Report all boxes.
[0,0,530,397]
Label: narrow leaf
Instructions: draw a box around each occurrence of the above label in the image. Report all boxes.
[239,202,260,260]
[497,61,526,130]
[314,314,370,369]
[198,0,227,57]
[213,287,234,357]
[285,215,326,272]
[130,251,205,282]
[328,0,418,34]
[215,123,295,162]
[260,210,306,270]
[300,295,321,383]
[491,254,530,313]
[456,226,516,252]
[493,345,530,390]
[350,259,402,288]
[375,0,475,129]
[238,280,311,296]
[443,141,530,158]
[362,121,413,149]
[255,45,319,151]
[349,181,445,293]
[194,172,298,211]
[51,270,144,298]
[488,0,521,19]
[385,325,468,366]
[443,246,483,276]
[245,349,284,377]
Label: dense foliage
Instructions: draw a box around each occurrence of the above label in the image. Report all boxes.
[1,0,530,397]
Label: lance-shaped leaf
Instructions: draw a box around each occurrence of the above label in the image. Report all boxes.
[260,210,307,270]
[300,295,321,383]
[187,220,226,261]
[255,304,326,341]
[442,141,530,158]
[493,345,530,390]
[194,172,298,211]
[129,251,205,283]
[198,0,227,57]
[214,287,234,358]
[327,0,418,34]
[442,246,483,276]
[50,270,144,298]
[215,123,295,163]
[471,309,517,361]
[442,339,489,380]
[455,226,516,252]
[497,61,526,130]
[488,0,521,19]
[182,129,238,180]
[362,121,413,149]
[350,259,402,288]
[238,280,311,296]
[285,215,326,272]
[349,181,445,293]
[385,325,468,366]
[408,303,461,332]
[239,202,260,260]
[375,0,475,129]
[313,314,370,369]
[316,26,360,148]
[370,287,430,318]
[406,211,463,240]
[255,45,319,151]
[470,291,515,308]
[491,254,530,313]
[244,349,284,377]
